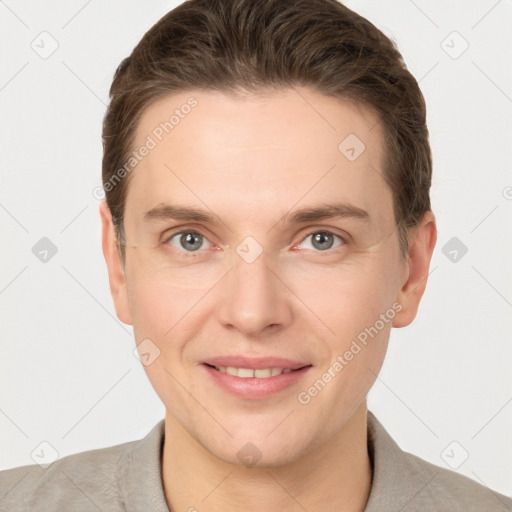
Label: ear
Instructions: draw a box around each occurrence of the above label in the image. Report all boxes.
[392,210,437,328]
[99,201,133,325]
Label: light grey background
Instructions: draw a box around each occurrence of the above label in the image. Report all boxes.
[1,0,511,497]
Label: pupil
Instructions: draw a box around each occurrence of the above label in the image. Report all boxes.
[312,232,333,250]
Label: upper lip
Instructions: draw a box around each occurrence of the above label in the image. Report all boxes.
[203,356,311,370]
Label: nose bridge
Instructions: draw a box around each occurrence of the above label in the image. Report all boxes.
[217,247,292,335]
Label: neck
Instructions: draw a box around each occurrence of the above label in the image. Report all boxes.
[161,403,372,512]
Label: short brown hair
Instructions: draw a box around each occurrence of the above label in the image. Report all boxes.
[102,0,432,260]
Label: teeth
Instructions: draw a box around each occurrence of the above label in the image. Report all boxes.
[238,368,255,378]
[213,366,294,378]
[254,368,271,378]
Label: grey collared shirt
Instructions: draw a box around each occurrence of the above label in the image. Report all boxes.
[1,411,510,511]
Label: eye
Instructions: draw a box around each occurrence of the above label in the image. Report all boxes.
[297,231,345,251]
[165,231,212,252]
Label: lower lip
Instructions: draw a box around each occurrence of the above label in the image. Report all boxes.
[202,364,312,399]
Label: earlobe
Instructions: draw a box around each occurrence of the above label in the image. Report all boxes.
[99,201,133,325]
[392,211,437,328]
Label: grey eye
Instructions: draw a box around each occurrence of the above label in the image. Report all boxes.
[168,231,210,251]
[299,231,344,251]
[311,232,334,250]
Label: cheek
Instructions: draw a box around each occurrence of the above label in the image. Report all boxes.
[126,272,200,410]
[288,256,397,395]
[126,257,206,340]
[315,257,399,396]
[288,255,399,333]
[295,268,393,423]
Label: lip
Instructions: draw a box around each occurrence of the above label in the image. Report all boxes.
[202,356,309,370]
[201,357,312,400]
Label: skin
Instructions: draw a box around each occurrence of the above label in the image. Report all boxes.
[100,87,436,512]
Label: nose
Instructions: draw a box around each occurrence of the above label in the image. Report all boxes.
[217,252,293,337]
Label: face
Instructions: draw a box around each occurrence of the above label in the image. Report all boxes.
[101,87,434,466]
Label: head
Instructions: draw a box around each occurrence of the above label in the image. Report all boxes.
[100,0,436,466]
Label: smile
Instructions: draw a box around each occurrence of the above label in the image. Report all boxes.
[202,363,312,399]
[206,364,296,378]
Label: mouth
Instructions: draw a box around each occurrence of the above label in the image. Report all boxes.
[201,360,313,399]
[203,363,311,378]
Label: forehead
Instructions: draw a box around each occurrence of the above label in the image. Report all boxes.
[124,87,392,229]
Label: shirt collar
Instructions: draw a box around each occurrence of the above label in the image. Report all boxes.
[364,410,438,511]
[118,419,169,512]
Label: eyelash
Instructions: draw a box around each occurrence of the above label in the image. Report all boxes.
[162,228,347,254]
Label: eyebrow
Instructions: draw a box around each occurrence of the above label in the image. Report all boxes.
[143,202,371,225]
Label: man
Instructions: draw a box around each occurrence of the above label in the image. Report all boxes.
[1,0,510,510]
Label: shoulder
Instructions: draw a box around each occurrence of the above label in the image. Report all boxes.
[399,448,511,511]
[365,411,512,512]
[0,420,167,512]
[0,439,135,511]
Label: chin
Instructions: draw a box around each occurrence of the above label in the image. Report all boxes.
[197,422,317,469]
[211,440,304,468]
